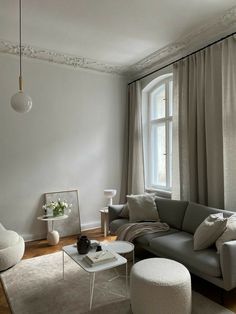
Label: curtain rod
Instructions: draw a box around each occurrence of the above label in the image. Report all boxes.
[128,31,236,85]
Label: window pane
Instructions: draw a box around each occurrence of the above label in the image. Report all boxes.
[151,123,166,187]
[169,80,173,117]
[151,84,165,119]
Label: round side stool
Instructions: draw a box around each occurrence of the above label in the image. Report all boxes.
[130,258,191,314]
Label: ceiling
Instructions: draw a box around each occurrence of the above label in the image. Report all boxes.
[0,0,236,74]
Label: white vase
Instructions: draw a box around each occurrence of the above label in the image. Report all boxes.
[47,231,59,245]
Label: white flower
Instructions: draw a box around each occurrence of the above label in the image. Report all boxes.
[42,199,71,212]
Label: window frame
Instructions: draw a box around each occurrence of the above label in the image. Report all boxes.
[145,75,173,192]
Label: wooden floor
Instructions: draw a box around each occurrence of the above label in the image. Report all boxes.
[1,228,236,313]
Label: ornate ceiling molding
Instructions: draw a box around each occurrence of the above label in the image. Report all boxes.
[127,6,236,80]
[0,40,126,75]
[0,6,235,78]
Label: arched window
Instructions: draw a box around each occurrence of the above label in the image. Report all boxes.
[143,74,173,193]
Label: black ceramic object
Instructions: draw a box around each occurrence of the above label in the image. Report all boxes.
[96,245,102,252]
[77,235,91,254]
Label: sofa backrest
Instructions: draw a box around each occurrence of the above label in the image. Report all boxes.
[182,202,234,234]
[155,198,189,229]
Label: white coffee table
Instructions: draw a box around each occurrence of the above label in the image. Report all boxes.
[101,241,135,282]
[62,244,128,310]
[37,215,68,245]
[102,241,135,264]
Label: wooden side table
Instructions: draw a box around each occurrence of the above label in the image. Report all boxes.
[99,207,109,237]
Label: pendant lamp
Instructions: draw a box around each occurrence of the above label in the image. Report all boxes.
[11,0,32,113]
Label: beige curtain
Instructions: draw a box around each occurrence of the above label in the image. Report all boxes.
[173,43,225,208]
[120,81,145,202]
[222,36,236,211]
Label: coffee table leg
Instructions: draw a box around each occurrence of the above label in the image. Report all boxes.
[62,251,65,280]
[126,262,128,296]
[89,273,95,310]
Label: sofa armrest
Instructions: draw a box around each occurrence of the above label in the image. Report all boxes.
[220,240,236,291]
[108,205,124,224]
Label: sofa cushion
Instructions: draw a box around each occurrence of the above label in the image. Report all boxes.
[0,230,20,250]
[194,213,227,250]
[149,232,221,277]
[182,202,233,234]
[155,198,189,229]
[127,194,159,222]
[134,228,179,247]
[110,219,129,234]
[216,214,236,253]
[108,205,124,224]
[119,203,129,218]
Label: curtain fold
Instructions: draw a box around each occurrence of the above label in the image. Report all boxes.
[173,43,225,208]
[222,36,236,210]
[120,81,145,202]
[121,35,236,210]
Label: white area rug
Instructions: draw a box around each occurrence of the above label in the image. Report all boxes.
[0,252,234,314]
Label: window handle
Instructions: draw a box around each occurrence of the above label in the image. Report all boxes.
[163,153,167,155]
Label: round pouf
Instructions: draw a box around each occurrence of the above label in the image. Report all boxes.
[130,258,191,314]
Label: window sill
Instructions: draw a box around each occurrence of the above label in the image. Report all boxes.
[146,188,172,199]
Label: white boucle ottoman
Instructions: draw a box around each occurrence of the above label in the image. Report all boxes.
[130,258,191,314]
[0,223,25,271]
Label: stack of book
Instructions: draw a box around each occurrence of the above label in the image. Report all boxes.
[83,250,117,267]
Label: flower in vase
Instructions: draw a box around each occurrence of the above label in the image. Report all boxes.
[42,199,72,217]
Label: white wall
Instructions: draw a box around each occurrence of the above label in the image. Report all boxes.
[0,54,127,241]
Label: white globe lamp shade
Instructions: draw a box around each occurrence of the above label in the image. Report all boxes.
[11,91,32,113]
[104,189,117,206]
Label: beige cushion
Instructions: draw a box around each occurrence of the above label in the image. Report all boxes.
[0,230,20,250]
[193,213,227,251]
[127,194,159,222]
[216,214,236,253]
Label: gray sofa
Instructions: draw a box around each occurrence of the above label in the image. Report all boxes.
[108,198,236,291]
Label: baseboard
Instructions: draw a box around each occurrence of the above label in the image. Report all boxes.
[22,233,47,242]
[81,220,100,231]
[22,220,101,242]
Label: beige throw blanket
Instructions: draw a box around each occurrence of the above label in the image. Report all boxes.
[116,222,170,242]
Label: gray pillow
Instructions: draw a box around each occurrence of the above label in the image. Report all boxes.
[193,213,227,251]
[127,194,159,222]
[119,203,129,218]
[216,214,236,253]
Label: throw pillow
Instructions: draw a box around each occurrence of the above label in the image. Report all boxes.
[193,213,227,251]
[119,203,129,218]
[127,194,159,222]
[216,214,236,253]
